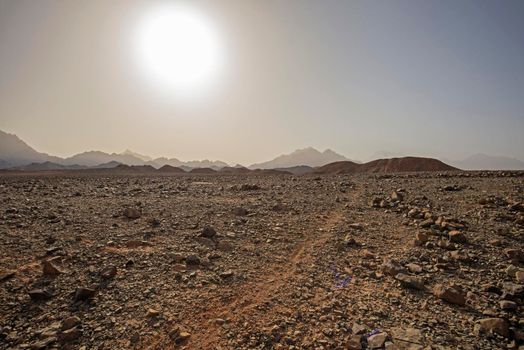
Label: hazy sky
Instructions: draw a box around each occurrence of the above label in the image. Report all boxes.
[1,0,523,164]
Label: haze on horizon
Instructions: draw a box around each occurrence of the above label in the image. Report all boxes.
[0,0,523,165]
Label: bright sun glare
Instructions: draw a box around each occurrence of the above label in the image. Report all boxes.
[136,4,222,93]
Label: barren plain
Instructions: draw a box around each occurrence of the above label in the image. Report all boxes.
[1,171,524,349]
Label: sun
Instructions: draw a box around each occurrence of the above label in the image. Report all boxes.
[135,4,222,93]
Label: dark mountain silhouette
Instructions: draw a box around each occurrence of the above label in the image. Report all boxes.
[219,166,251,174]
[189,167,217,174]
[158,165,186,173]
[249,147,350,169]
[314,157,457,174]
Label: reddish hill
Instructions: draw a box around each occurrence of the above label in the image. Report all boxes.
[360,157,457,173]
[312,161,361,174]
[313,157,458,174]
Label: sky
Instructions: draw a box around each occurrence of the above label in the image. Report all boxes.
[0,0,523,164]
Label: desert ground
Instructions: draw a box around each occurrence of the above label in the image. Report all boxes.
[1,171,524,350]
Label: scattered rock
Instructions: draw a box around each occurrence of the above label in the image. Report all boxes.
[390,327,424,350]
[368,332,387,349]
[0,270,15,281]
[185,255,201,266]
[382,260,405,276]
[506,249,524,263]
[42,260,63,276]
[395,273,425,290]
[406,263,422,273]
[28,289,53,301]
[220,270,234,279]
[475,318,510,338]
[516,271,524,283]
[100,265,117,280]
[73,287,96,302]
[58,327,82,342]
[391,191,404,202]
[201,226,217,238]
[448,230,467,243]
[146,308,160,318]
[433,284,466,305]
[123,208,141,219]
[61,316,81,331]
[499,300,517,310]
[346,334,363,349]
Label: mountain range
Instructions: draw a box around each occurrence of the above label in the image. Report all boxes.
[248,147,352,169]
[1,129,523,171]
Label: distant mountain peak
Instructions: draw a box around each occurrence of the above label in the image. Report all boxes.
[249,147,349,169]
[120,149,152,162]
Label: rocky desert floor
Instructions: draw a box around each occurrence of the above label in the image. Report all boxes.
[1,171,524,350]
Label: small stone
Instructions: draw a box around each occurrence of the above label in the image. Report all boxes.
[406,263,423,274]
[433,284,466,305]
[146,308,160,318]
[382,260,405,276]
[185,255,200,266]
[30,337,56,350]
[220,270,234,279]
[346,334,363,349]
[62,316,81,331]
[368,332,387,349]
[169,328,191,344]
[123,208,141,219]
[58,327,82,342]
[0,270,15,281]
[369,197,381,208]
[420,219,433,228]
[502,282,524,298]
[395,273,425,290]
[42,260,63,276]
[390,327,423,350]
[130,332,140,344]
[476,318,510,338]
[100,265,117,280]
[506,249,524,263]
[391,191,404,202]
[177,332,191,343]
[516,271,524,283]
[500,300,517,310]
[414,232,429,246]
[28,289,53,301]
[74,287,96,302]
[448,230,467,243]
[201,226,217,238]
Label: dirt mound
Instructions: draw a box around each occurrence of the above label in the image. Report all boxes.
[157,165,186,173]
[360,157,458,173]
[312,160,361,174]
[314,157,458,174]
